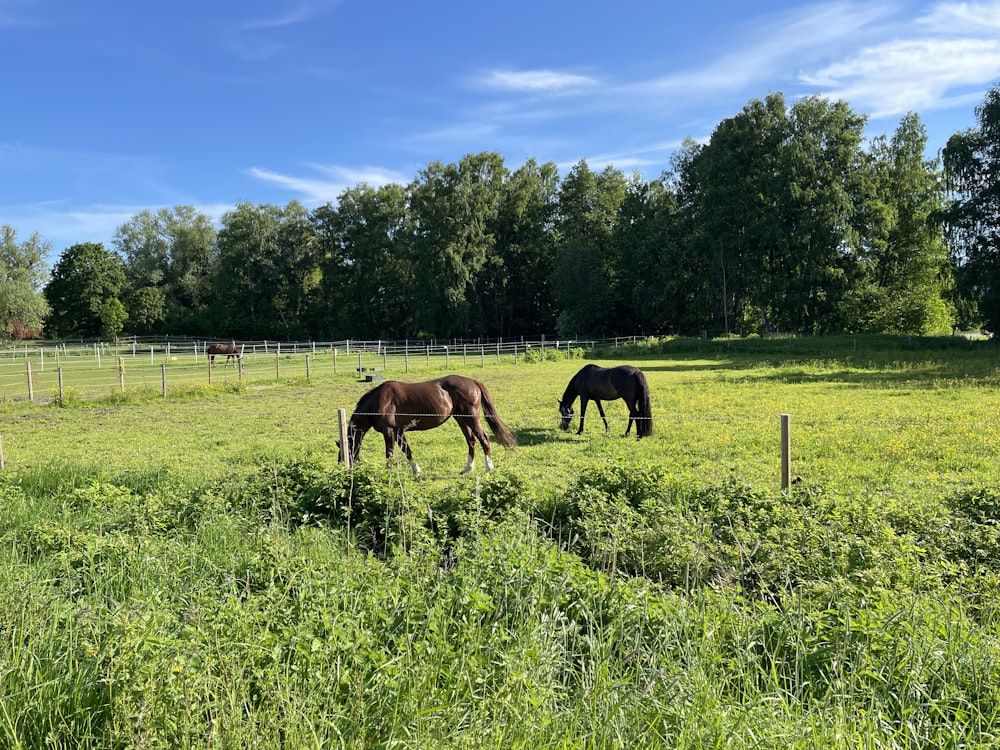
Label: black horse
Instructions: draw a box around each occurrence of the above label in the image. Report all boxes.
[558,364,653,438]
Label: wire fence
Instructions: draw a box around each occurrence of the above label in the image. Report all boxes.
[0,335,648,404]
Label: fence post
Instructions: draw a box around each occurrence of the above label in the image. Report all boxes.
[338,408,352,468]
[275,351,280,379]
[161,363,167,397]
[58,366,64,405]
[305,354,311,383]
[780,414,791,490]
[25,361,33,402]
[334,349,338,373]
[118,357,125,391]
[208,356,212,385]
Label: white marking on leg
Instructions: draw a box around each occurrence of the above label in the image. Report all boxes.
[461,456,474,474]
[411,461,421,478]
[485,455,495,472]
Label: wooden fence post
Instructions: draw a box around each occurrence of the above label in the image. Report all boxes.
[58,366,64,405]
[118,357,125,391]
[161,363,167,397]
[780,413,791,490]
[25,361,33,402]
[338,408,351,468]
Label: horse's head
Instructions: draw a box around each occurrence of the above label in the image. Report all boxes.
[558,400,574,431]
[344,417,369,464]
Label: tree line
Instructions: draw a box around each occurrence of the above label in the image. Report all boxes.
[4,86,1000,342]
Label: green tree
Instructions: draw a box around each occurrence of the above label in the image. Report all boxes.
[612,174,683,333]
[313,183,413,339]
[489,159,560,336]
[0,226,51,339]
[213,201,318,338]
[113,206,217,334]
[409,152,507,337]
[689,94,866,334]
[655,139,721,334]
[552,160,627,336]
[942,84,1000,333]
[843,113,953,334]
[44,242,127,338]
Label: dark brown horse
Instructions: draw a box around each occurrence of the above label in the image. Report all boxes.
[346,375,516,477]
[558,364,653,438]
[206,342,241,367]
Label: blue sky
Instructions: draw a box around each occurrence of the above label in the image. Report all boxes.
[3,0,1000,256]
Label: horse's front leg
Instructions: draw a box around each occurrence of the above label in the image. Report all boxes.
[577,398,589,434]
[398,432,421,478]
[382,430,396,462]
[594,401,609,433]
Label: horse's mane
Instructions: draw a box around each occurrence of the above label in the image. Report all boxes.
[354,383,387,414]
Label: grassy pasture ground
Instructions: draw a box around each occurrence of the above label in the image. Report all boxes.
[3,336,1000,747]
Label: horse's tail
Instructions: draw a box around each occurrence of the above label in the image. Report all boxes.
[478,381,517,448]
[636,370,654,437]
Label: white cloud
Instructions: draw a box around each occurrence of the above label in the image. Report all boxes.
[918,1,1000,31]
[801,38,1000,116]
[238,1,340,30]
[474,69,599,93]
[247,163,409,204]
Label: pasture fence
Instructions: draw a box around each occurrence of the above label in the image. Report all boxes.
[0,335,647,404]
[3,333,997,492]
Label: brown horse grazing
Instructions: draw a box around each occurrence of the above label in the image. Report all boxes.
[346,375,516,477]
[206,342,241,367]
[559,364,653,438]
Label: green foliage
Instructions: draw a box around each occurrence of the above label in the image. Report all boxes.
[520,344,583,363]
[0,225,51,340]
[943,84,1000,333]
[43,242,127,338]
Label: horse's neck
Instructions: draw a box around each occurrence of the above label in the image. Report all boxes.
[560,381,578,407]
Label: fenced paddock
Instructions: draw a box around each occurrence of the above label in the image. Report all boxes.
[0,336,623,404]
[1,336,999,500]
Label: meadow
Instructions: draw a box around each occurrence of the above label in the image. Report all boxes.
[2,335,1000,748]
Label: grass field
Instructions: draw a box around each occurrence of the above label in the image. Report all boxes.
[2,336,1000,748]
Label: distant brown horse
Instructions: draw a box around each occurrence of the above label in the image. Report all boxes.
[345,375,516,477]
[206,342,241,367]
